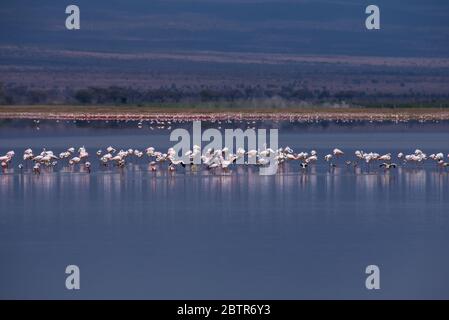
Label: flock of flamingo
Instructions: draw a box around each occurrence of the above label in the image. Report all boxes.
[0,145,448,175]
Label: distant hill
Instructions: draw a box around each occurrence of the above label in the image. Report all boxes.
[1,0,449,57]
[1,1,448,107]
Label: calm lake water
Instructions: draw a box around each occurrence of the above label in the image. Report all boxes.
[0,119,449,299]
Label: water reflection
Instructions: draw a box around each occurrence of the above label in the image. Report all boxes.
[1,120,449,299]
[2,166,447,222]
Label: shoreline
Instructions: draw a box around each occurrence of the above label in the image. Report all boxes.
[1,106,449,122]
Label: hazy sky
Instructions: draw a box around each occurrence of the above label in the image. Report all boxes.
[1,0,449,57]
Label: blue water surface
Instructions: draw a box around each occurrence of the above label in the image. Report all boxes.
[0,119,448,299]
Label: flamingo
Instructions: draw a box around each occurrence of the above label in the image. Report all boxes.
[246,149,258,158]
[146,147,155,157]
[380,163,397,170]
[333,148,344,157]
[324,154,334,167]
[78,146,89,160]
[378,153,392,162]
[305,155,317,163]
[106,146,116,153]
[33,163,41,174]
[69,157,81,165]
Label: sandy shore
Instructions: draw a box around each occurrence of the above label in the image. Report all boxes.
[1,106,449,122]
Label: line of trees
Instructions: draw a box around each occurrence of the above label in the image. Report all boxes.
[1,83,448,107]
